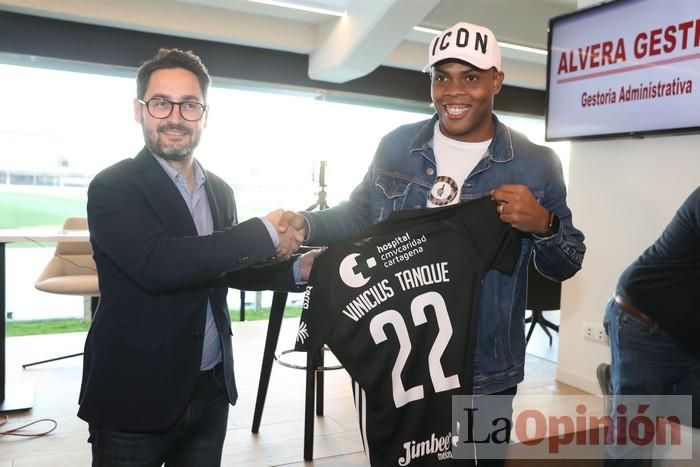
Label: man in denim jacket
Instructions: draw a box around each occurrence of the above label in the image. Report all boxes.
[285,21,585,463]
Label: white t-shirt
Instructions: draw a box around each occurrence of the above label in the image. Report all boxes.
[427,122,491,208]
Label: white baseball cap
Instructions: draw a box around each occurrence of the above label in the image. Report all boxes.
[423,22,501,72]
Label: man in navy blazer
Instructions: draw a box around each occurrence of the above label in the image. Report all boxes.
[78,48,309,466]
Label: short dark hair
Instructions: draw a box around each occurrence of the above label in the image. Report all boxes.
[136,48,211,100]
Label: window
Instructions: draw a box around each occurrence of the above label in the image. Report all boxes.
[0,61,567,321]
[0,62,428,320]
[0,63,430,227]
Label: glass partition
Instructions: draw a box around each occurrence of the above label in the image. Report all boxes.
[0,60,567,322]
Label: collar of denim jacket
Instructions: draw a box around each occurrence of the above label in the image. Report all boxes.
[409,113,513,164]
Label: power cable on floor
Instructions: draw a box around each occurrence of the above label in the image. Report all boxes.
[0,414,57,437]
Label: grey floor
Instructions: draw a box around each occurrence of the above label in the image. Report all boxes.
[1,316,603,467]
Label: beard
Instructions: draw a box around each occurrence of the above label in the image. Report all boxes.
[142,123,201,162]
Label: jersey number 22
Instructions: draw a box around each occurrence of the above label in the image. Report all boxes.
[369,291,460,408]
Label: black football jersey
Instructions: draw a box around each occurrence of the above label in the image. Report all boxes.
[295,196,520,466]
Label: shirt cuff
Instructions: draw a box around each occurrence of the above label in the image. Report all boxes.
[300,213,312,242]
[532,225,561,242]
[259,217,279,248]
[293,257,306,285]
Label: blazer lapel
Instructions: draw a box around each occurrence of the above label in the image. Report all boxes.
[204,182,224,232]
[134,147,198,237]
[203,175,225,231]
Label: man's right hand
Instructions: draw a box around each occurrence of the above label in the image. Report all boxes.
[278,211,308,236]
[265,209,306,260]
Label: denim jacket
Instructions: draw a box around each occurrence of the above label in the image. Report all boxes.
[304,114,585,394]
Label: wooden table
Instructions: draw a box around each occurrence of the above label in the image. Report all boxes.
[0,228,90,412]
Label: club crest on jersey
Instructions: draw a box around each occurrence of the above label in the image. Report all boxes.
[339,253,377,288]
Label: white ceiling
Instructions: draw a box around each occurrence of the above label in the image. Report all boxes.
[0,0,579,89]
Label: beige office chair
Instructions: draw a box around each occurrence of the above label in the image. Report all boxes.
[23,217,99,369]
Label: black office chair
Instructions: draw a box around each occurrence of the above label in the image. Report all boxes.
[525,256,561,345]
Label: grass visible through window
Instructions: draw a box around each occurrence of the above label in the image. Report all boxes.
[6,306,303,337]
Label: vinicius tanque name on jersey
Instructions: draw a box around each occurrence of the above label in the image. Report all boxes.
[341,261,450,322]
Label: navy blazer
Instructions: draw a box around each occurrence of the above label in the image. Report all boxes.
[78,147,295,431]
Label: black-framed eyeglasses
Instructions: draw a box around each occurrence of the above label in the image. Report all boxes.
[138,97,208,121]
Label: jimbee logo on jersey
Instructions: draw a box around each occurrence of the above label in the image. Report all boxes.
[398,431,454,465]
[338,253,377,288]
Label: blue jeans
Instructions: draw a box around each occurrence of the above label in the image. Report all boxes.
[603,299,700,466]
[88,364,230,467]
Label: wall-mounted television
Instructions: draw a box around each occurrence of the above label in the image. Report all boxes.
[545,0,700,141]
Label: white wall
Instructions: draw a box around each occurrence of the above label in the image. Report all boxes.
[553,0,700,395]
[557,133,700,393]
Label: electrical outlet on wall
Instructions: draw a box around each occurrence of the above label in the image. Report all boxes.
[583,322,609,344]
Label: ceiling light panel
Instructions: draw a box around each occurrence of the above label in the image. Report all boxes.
[248,0,347,16]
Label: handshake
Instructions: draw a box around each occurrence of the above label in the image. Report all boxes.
[265,209,308,260]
